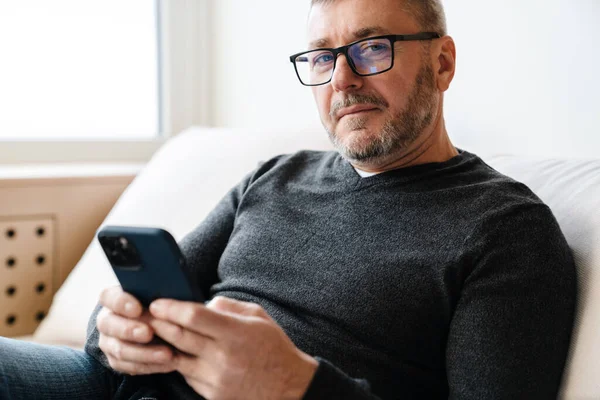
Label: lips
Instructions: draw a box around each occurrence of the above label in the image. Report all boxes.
[336,105,379,120]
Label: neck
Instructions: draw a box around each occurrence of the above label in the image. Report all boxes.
[350,110,458,174]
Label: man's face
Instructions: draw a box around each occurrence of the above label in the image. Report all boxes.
[308,0,439,165]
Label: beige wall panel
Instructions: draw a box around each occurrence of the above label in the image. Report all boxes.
[0,217,55,336]
[0,175,134,336]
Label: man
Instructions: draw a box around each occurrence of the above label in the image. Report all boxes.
[0,0,576,399]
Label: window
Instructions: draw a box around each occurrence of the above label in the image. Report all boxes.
[0,0,210,164]
[0,0,160,140]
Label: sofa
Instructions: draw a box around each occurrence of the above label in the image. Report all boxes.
[27,127,600,399]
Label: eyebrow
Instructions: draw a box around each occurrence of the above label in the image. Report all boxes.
[308,26,392,50]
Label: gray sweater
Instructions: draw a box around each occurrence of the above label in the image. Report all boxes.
[86,149,576,399]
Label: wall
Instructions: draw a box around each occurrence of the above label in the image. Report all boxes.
[444,0,600,158]
[212,1,321,130]
[211,0,600,159]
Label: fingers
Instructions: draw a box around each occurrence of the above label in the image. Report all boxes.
[99,286,143,318]
[97,298,175,376]
[149,319,213,357]
[207,296,271,321]
[106,359,175,376]
[97,308,153,344]
[99,334,175,375]
[149,299,237,339]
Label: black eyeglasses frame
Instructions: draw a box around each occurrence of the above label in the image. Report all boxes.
[289,32,441,87]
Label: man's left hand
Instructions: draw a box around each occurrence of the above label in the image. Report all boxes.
[148,296,318,400]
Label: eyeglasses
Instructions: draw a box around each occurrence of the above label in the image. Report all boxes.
[289,32,441,86]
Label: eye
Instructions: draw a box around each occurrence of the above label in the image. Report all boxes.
[360,43,390,55]
[313,52,334,65]
[369,44,386,51]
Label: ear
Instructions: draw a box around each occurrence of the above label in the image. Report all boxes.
[434,36,456,92]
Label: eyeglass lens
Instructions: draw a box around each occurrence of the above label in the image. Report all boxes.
[294,37,393,85]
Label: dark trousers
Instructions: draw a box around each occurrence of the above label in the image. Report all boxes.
[0,336,167,400]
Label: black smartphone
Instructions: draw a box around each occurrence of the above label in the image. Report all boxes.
[97,225,205,307]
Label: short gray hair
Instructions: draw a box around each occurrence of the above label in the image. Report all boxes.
[310,0,447,36]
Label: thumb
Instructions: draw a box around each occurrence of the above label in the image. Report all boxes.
[207,296,271,320]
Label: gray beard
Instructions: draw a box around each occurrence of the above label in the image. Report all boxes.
[326,63,437,165]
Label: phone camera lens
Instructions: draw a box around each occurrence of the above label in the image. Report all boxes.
[100,234,141,269]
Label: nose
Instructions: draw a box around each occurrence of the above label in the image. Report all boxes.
[330,53,364,93]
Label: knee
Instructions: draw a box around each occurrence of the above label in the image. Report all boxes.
[0,336,12,366]
[0,336,22,373]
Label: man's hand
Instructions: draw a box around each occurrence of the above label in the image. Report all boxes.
[96,286,177,375]
[148,296,319,400]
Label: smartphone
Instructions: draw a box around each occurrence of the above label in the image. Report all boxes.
[97,225,205,307]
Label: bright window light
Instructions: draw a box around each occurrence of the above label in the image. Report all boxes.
[0,0,159,139]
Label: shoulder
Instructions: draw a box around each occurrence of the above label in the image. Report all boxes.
[451,152,567,251]
[455,151,547,212]
[463,164,567,261]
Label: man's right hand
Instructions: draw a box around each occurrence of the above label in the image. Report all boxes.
[96,286,176,375]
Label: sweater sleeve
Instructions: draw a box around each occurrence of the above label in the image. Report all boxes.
[445,204,577,399]
[302,358,382,400]
[84,170,256,370]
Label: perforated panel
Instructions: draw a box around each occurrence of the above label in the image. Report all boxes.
[0,216,55,337]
